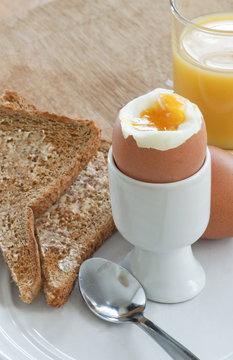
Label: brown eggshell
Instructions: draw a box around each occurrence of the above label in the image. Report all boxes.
[202,146,233,239]
[112,114,207,183]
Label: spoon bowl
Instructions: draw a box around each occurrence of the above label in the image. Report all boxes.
[79,257,200,360]
[79,257,145,323]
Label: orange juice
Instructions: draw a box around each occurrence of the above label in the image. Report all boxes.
[173,13,233,149]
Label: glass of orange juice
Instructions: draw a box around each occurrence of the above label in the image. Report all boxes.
[170,0,233,150]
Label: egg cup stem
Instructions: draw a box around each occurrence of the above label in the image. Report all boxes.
[127,245,205,303]
[108,147,211,303]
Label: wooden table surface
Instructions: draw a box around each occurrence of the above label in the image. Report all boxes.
[0,0,172,140]
[0,0,52,20]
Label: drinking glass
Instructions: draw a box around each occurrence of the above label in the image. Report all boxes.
[170,0,233,150]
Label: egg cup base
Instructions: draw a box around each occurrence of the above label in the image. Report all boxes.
[126,245,206,303]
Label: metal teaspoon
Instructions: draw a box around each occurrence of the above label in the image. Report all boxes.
[78,257,200,360]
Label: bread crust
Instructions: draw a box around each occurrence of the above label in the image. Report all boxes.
[22,207,42,303]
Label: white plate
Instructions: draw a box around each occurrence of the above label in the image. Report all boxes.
[0,231,233,360]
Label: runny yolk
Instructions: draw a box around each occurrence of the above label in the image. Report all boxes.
[136,94,186,131]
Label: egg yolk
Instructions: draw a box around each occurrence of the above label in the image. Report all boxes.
[133,94,186,131]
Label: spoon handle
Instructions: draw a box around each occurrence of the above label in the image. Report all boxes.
[136,316,200,360]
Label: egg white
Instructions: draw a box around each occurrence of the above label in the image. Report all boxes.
[119,88,203,151]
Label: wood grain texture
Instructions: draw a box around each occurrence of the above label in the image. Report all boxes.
[0,0,172,139]
[0,0,53,20]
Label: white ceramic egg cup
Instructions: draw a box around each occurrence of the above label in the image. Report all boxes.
[108,147,211,303]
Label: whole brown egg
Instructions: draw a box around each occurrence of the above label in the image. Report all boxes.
[202,146,233,239]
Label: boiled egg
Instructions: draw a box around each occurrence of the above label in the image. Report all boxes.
[112,88,207,183]
[202,146,233,239]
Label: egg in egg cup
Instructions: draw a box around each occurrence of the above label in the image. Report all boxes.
[109,89,211,303]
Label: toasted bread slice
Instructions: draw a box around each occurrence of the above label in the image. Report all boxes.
[0,91,100,303]
[36,140,115,307]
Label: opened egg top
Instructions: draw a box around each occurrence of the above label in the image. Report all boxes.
[112,88,207,183]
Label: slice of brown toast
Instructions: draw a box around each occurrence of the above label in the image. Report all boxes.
[36,140,115,307]
[0,91,100,303]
